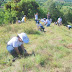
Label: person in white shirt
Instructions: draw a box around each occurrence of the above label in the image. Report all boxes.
[7,33,29,58]
[34,12,38,23]
[47,12,51,20]
[57,17,62,26]
[21,15,26,22]
[21,17,24,22]
[43,18,51,27]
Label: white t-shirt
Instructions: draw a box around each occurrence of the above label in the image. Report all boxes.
[7,37,23,48]
[58,18,62,23]
[35,14,38,20]
[46,19,51,25]
[22,17,24,22]
[40,19,44,22]
[67,25,71,28]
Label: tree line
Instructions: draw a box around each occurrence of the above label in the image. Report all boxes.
[0,0,72,25]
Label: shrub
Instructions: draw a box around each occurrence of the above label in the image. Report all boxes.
[0,11,4,25]
[4,0,45,24]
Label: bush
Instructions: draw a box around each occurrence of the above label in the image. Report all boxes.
[0,11,4,25]
[4,0,45,24]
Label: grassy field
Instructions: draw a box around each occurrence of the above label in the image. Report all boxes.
[0,20,72,72]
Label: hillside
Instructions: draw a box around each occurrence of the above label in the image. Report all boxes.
[0,20,72,72]
[36,0,72,8]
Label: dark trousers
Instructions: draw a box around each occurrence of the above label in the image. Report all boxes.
[10,46,27,58]
[35,20,38,23]
[69,27,71,29]
[40,26,44,31]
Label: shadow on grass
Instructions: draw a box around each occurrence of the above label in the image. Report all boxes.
[25,30,41,35]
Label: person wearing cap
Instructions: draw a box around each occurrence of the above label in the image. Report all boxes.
[6,33,29,58]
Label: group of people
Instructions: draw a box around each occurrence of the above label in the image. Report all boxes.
[54,17,62,26]
[6,12,52,59]
[34,12,72,31]
[54,17,72,29]
[17,15,27,24]
[34,12,52,32]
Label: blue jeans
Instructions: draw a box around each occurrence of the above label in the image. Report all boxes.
[40,26,44,31]
[7,45,27,58]
[46,24,50,27]
[35,20,38,23]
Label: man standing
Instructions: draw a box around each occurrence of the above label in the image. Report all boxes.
[57,17,62,26]
[34,12,38,23]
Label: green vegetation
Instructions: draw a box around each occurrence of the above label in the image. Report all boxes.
[0,0,45,24]
[0,0,72,71]
[0,20,72,72]
[0,0,72,25]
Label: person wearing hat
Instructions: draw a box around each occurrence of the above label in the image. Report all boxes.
[6,33,29,58]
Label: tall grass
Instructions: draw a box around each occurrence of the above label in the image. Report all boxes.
[0,20,72,72]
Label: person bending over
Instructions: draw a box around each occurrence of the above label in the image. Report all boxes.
[37,20,45,32]
[66,25,72,30]
[6,32,29,58]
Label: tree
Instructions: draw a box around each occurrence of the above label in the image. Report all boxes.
[48,2,62,22]
[0,11,4,25]
[4,0,45,24]
[65,10,72,23]
[12,0,21,3]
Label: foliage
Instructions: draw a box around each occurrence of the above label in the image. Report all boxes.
[3,0,45,24]
[0,0,72,25]
[12,0,21,3]
[48,2,61,21]
[0,11,4,25]
[38,0,72,24]
[64,10,72,23]
[4,9,17,24]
